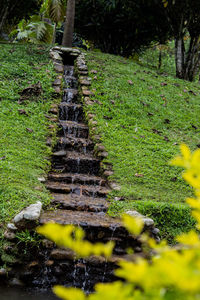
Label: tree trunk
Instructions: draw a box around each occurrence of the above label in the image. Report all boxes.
[62,0,75,47]
[175,37,185,79]
[184,37,200,81]
[0,3,9,34]
[0,0,19,34]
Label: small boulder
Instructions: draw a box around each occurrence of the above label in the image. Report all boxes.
[13,201,42,230]
[53,63,64,73]
[0,268,7,277]
[125,210,143,218]
[49,51,62,61]
[9,278,24,287]
[4,230,16,241]
[7,223,17,232]
[125,210,154,227]
[143,217,154,227]
[109,182,121,191]
[53,78,62,86]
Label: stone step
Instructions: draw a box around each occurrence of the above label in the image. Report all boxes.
[62,89,78,103]
[63,75,77,89]
[59,103,84,122]
[49,249,138,264]
[51,193,109,212]
[48,173,106,186]
[56,137,94,153]
[64,65,74,76]
[63,75,76,81]
[46,182,109,198]
[58,120,89,139]
[52,152,100,175]
[52,150,67,157]
[39,210,142,255]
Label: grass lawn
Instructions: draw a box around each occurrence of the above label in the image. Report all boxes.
[0,42,199,242]
[0,43,56,226]
[85,48,200,241]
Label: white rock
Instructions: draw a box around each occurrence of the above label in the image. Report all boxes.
[70,48,81,54]
[59,47,81,54]
[71,52,79,57]
[38,177,46,182]
[152,228,160,235]
[0,268,6,276]
[109,182,121,191]
[13,211,24,224]
[125,211,154,227]
[13,201,42,227]
[125,210,143,218]
[142,217,154,226]
[50,51,62,61]
[7,223,17,232]
[52,46,62,51]
[23,201,42,220]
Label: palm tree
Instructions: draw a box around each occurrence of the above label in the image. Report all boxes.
[62,0,75,47]
[41,0,66,43]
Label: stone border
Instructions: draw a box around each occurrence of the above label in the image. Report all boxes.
[75,53,121,191]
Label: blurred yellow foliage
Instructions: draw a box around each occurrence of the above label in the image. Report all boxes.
[38,144,200,300]
[37,223,114,258]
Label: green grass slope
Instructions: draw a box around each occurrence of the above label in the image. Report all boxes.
[0,44,56,225]
[85,50,200,241]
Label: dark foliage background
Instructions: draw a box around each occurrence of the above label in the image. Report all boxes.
[0,0,40,35]
[75,0,172,56]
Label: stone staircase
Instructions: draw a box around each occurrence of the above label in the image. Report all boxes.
[45,64,108,209]
[1,48,159,291]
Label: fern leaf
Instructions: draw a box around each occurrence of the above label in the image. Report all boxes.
[48,0,65,23]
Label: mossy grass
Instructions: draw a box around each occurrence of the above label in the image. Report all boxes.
[108,200,195,244]
[85,48,200,241]
[0,43,57,225]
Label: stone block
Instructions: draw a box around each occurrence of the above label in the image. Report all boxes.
[13,201,42,230]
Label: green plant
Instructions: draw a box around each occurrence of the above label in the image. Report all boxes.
[10,0,66,44]
[16,230,42,247]
[40,0,66,24]
[10,15,54,43]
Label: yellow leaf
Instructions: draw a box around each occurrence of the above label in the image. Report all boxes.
[37,223,114,258]
[183,170,200,189]
[176,231,200,246]
[180,144,191,160]
[53,286,86,300]
[122,214,144,235]
[186,197,200,210]
[170,155,184,167]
